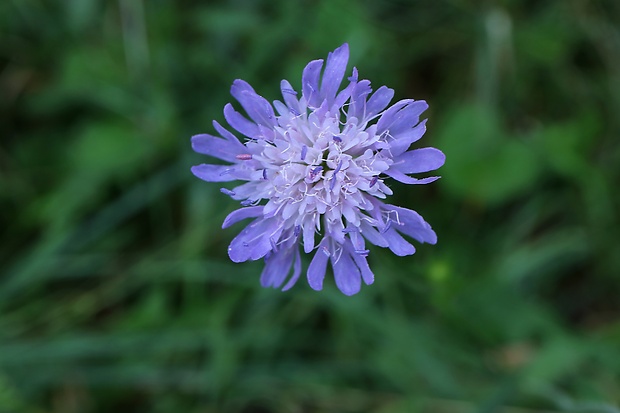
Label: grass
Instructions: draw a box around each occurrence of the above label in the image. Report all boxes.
[1,0,620,412]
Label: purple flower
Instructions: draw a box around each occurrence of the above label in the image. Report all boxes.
[191,43,445,295]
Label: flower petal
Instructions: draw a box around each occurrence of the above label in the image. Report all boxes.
[384,168,441,185]
[222,206,264,229]
[230,79,276,127]
[320,43,349,106]
[302,221,315,253]
[332,66,357,111]
[386,101,428,136]
[191,134,243,163]
[359,219,389,247]
[384,205,437,244]
[260,247,294,288]
[307,238,330,290]
[347,229,365,252]
[365,86,395,120]
[302,59,324,108]
[349,248,374,285]
[228,218,282,263]
[392,147,446,174]
[280,79,300,110]
[211,120,241,144]
[282,248,302,291]
[382,228,416,256]
[376,99,414,133]
[223,103,260,138]
[348,79,372,121]
[191,164,240,182]
[389,119,427,156]
[332,248,361,296]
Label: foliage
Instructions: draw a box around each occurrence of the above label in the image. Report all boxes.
[1,0,619,412]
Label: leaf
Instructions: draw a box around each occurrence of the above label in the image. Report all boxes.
[436,104,542,205]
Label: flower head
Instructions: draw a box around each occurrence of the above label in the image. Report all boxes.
[191,43,445,295]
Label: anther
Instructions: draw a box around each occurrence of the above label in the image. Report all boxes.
[332,135,342,143]
[301,145,307,161]
[333,160,343,174]
[290,107,301,116]
[310,166,323,178]
[329,177,337,191]
[262,169,268,180]
[220,188,236,196]
[240,199,254,207]
[369,176,378,187]
[236,154,253,160]
[294,225,301,236]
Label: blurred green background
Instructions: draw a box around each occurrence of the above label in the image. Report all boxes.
[2,0,620,412]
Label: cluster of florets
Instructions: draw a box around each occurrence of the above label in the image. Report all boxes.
[191,44,444,295]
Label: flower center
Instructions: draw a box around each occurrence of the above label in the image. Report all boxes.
[251,110,393,228]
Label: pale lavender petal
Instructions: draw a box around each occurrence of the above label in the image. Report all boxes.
[392,147,446,174]
[384,205,437,244]
[359,219,389,247]
[212,120,245,147]
[311,99,330,122]
[347,230,365,252]
[230,79,276,127]
[331,248,361,296]
[191,134,243,163]
[273,100,289,116]
[365,86,394,119]
[384,168,441,185]
[348,79,372,121]
[253,226,284,261]
[302,59,324,108]
[282,248,302,291]
[348,245,374,285]
[228,182,261,200]
[320,43,349,105]
[222,206,264,229]
[332,66,357,110]
[223,103,260,138]
[376,99,414,133]
[386,101,428,136]
[280,79,299,111]
[302,222,315,253]
[228,218,281,263]
[260,247,294,288]
[257,124,276,141]
[191,164,240,182]
[389,119,427,156]
[382,228,416,256]
[307,238,330,291]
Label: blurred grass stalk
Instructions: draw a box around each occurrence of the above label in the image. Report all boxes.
[119,0,149,80]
